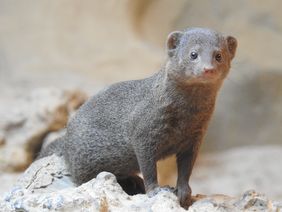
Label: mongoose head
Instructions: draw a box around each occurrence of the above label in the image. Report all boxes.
[165,27,237,85]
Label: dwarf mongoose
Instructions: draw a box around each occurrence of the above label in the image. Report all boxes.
[39,27,237,208]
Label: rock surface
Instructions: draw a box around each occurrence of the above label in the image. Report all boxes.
[158,146,282,201]
[0,88,87,172]
[0,155,281,212]
[0,173,21,197]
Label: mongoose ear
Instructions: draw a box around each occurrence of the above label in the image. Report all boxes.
[226,36,237,60]
[166,31,183,57]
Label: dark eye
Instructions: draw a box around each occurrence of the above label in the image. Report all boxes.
[215,53,222,62]
[190,52,198,60]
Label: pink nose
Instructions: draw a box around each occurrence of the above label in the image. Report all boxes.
[204,68,216,73]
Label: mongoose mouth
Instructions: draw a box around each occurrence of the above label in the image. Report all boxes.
[187,69,221,83]
[200,68,221,80]
[186,73,220,84]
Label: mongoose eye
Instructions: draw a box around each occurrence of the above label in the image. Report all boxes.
[215,53,222,62]
[190,52,198,60]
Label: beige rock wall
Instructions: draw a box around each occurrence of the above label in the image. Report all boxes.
[0,0,161,84]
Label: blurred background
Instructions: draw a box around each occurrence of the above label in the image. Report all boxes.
[0,0,281,201]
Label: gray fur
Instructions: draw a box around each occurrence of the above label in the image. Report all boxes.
[39,27,237,208]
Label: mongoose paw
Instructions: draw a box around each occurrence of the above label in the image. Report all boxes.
[147,185,175,197]
[176,184,192,209]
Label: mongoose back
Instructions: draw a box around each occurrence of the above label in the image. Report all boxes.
[39,27,237,208]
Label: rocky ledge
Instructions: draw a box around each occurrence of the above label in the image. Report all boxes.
[0,155,281,212]
[0,88,87,172]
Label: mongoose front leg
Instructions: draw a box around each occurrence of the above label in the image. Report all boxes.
[176,143,201,208]
[135,146,158,193]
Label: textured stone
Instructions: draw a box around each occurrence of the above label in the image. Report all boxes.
[0,155,281,211]
[0,155,185,212]
[188,191,281,211]
[0,173,21,198]
[0,88,87,172]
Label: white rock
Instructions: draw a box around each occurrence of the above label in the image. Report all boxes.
[1,155,281,212]
[0,155,185,211]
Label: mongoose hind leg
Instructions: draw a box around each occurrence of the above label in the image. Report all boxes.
[117,175,145,195]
